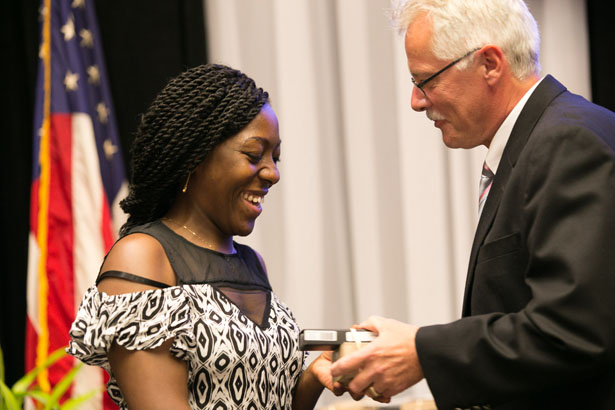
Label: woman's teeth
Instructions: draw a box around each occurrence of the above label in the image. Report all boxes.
[243,193,263,205]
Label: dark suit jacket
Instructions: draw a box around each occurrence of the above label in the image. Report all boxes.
[416,75,615,410]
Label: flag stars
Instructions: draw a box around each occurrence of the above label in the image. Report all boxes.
[61,16,75,41]
[39,43,47,60]
[103,139,118,161]
[87,65,100,85]
[64,70,79,91]
[97,102,109,124]
[38,5,48,21]
[80,29,93,48]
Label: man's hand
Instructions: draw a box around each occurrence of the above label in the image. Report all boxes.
[330,316,424,399]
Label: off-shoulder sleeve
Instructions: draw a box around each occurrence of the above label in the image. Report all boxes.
[67,286,197,371]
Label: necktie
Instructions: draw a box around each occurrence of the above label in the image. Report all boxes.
[478,162,494,215]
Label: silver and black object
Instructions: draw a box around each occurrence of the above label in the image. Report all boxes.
[298,329,376,351]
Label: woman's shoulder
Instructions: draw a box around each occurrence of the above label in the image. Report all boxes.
[98,233,176,294]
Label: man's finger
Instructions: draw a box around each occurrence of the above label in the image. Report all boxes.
[373,395,391,404]
[349,391,365,401]
[355,315,382,331]
[345,364,374,395]
[330,343,374,377]
[331,381,346,397]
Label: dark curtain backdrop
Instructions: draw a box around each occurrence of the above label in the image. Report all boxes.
[1,0,206,385]
[586,2,615,114]
[94,0,208,169]
[1,0,613,386]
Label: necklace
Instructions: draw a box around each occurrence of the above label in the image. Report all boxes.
[161,217,215,249]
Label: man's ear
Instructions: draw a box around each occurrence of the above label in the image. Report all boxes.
[479,45,505,85]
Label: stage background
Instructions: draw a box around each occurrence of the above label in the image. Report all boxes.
[2,0,613,407]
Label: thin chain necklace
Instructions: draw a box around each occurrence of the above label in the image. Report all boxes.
[161,217,215,249]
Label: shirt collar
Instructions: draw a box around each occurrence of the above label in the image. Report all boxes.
[484,77,543,174]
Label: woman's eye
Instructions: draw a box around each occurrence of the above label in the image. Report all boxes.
[245,153,262,163]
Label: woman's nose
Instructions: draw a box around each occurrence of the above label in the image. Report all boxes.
[260,160,280,186]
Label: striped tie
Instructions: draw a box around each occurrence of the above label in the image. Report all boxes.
[478,162,494,215]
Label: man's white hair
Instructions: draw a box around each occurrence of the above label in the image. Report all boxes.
[391,0,541,79]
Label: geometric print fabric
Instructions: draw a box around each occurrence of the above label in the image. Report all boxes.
[68,284,304,409]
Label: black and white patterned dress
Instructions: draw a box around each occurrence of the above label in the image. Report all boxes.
[67,220,304,409]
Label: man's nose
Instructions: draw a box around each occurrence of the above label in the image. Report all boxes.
[410,86,430,112]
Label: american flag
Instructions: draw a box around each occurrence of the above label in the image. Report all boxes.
[27,0,126,408]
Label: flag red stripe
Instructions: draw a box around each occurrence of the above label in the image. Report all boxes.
[25,317,39,377]
[45,113,75,390]
[101,191,114,252]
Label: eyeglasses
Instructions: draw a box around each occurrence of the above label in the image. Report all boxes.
[411,48,480,97]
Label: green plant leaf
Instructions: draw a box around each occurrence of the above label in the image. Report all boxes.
[1,345,98,410]
[12,347,67,394]
[59,387,104,410]
[26,389,53,406]
[0,345,5,383]
[0,380,21,410]
[46,363,83,410]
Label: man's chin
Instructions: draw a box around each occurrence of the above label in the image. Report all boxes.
[441,133,462,149]
[442,137,482,150]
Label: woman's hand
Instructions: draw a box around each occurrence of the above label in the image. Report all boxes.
[307,351,390,403]
[306,351,340,393]
[330,316,421,403]
[292,351,344,409]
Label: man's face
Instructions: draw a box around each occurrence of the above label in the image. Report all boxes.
[405,15,491,149]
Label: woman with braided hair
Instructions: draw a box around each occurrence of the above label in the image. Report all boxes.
[67,64,336,409]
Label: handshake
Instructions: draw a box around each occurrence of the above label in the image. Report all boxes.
[298,317,423,404]
[300,328,383,398]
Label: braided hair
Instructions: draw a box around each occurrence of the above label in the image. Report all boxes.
[119,64,269,235]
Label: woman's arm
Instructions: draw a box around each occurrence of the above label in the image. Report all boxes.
[291,352,331,410]
[293,351,370,409]
[98,234,191,410]
[108,339,191,410]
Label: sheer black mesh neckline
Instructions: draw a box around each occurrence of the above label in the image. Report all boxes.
[113,220,274,327]
[150,219,272,291]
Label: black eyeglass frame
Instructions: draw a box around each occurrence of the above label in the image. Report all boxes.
[411,48,480,97]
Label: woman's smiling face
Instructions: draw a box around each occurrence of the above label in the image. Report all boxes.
[189,103,281,238]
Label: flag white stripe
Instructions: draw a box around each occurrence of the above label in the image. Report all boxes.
[71,113,105,410]
[26,233,41,334]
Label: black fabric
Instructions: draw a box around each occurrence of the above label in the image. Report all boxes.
[122,220,273,326]
[96,270,170,289]
[125,220,272,291]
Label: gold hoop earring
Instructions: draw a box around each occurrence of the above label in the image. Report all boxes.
[182,173,191,193]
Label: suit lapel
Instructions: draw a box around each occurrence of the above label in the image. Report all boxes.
[461,75,567,316]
